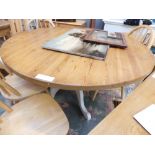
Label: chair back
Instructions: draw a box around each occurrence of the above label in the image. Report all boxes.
[0,77,21,96]
[22,19,38,31]
[38,19,55,28]
[9,19,37,36]
[0,100,12,113]
[128,25,155,49]
[9,19,55,36]
[9,19,23,36]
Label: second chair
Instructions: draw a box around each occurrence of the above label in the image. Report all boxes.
[92,25,155,102]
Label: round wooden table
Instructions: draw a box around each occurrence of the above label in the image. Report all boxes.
[0,27,155,120]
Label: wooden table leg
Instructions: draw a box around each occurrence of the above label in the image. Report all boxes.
[50,88,60,98]
[76,90,91,120]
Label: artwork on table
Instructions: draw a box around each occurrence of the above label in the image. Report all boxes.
[42,29,109,61]
[83,29,127,48]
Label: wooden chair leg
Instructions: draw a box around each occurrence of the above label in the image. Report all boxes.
[11,100,16,105]
[121,86,125,99]
[113,86,125,107]
[113,98,122,108]
[0,118,3,123]
[3,36,6,41]
[92,90,99,101]
[0,72,5,79]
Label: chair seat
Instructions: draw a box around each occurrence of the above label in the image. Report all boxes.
[0,74,46,101]
[0,93,69,134]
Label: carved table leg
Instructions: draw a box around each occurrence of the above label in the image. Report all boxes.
[50,88,60,98]
[76,90,91,120]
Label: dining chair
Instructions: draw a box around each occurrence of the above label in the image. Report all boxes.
[9,19,38,35]
[0,20,22,75]
[22,19,38,31]
[128,25,155,49]
[9,19,55,36]
[9,19,24,36]
[0,93,69,134]
[0,71,47,104]
[23,19,55,30]
[0,19,56,104]
[92,25,155,103]
[3,19,55,56]
[38,19,55,28]
[1,19,54,64]
[119,25,155,100]
[0,19,10,40]
[0,20,50,104]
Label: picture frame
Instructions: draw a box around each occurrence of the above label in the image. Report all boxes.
[83,29,127,48]
[42,28,109,61]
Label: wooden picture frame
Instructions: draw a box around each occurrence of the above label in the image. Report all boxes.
[83,29,127,48]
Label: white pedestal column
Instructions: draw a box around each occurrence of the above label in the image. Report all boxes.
[76,90,91,120]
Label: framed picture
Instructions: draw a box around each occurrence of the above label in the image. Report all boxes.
[42,29,109,61]
[83,29,127,48]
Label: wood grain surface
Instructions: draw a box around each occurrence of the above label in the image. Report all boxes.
[0,93,69,134]
[89,74,155,135]
[0,27,154,90]
[0,74,46,101]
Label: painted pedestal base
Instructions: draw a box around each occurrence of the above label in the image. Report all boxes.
[76,90,91,120]
[50,88,91,120]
